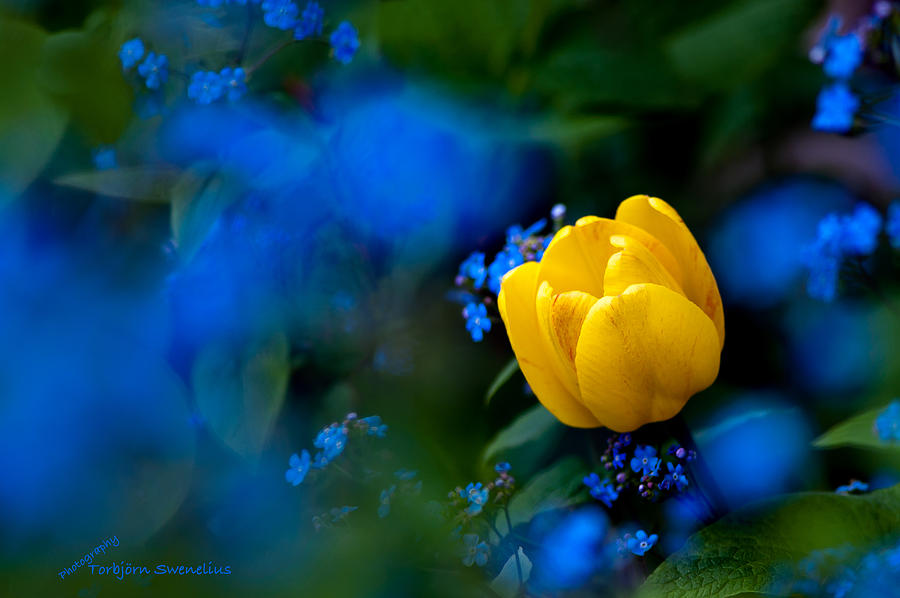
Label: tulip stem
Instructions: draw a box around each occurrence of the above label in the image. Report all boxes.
[667,414,728,521]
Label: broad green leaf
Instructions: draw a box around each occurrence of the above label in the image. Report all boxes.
[813,403,898,451]
[497,456,589,533]
[638,484,900,598]
[482,403,563,465]
[193,332,291,459]
[665,0,816,90]
[490,547,533,598]
[54,167,182,202]
[39,19,133,143]
[0,17,68,195]
[484,358,520,406]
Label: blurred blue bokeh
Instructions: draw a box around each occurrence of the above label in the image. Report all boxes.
[709,178,854,308]
[696,392,813,508]
[164,75,544,352]
[529,507,611,591]
[784,300,889,397]
[0,206,194,552]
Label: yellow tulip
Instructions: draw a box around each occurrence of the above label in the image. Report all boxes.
[497,195,725,432]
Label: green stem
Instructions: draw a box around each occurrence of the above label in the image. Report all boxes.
[502,505,524,590]
[237,1,256,64]
[246,40,294,74]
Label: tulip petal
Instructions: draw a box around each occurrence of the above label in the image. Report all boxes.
[574,283,721,432]
[539,217,683,298]
[498,262,601,428]
[615,195,725,346]
[604,235,684,297]
[536,281,598,385]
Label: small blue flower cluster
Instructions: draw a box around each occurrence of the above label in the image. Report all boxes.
[459,482,490,516]
[810,17,863,132]
[835,479,868,494]
[802,203,883,301]
[447,466,512,517]
[617,530,658,557]
[118,2,358,113]
[187,68,247,104]
[583,473,619,508]
[294,1,324,39]
[585,436,692,513]
[285,412,387,486]
[445,464,515,568]
[330,22,361,65]
[455,205,566,342]
[875,400,900,443]
[119,38,168,90]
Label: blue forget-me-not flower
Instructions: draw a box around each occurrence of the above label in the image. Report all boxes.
[313,423,348,462]
[487,246,524,295]
[219,68,247,102]
[626,530,658,556]
[463,302,491,342]
[294,1,324,40]
[812,83,859,133]
[661,462,689,492]
[137,52,169,90]
[630,445,660,476]
[823,33,863,80]
[262,0,299,30]
[460,482,489,515]
[188,71,225,105]
[461,534,490,567]
[119,38,145,70]
[330,21,360,64]
[458,251,488,289]
[803,203,882,301]
[285,450,311,486]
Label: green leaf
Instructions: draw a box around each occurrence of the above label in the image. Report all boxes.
[664,0,816,90]
[638,484,900,598]
[813,402,898,451]
[490,547,532,598]
[484,358,520,406]
[171,166,241,263]
[497,456,589,533]
[54,167,182,202]
[38,18,133,143]
[192,332,291,459]
[0,17,68,195]
[482,403,563,465]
